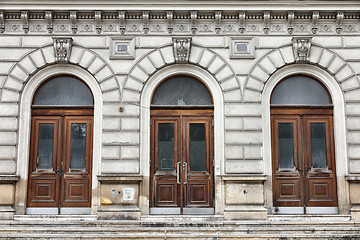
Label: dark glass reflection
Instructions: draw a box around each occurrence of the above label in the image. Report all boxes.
[278,123,294,169]
[189,123,206,172]
[158,123,175,172]
[311,123,327,169]
[37,123,54,170]
[70,123,86,169]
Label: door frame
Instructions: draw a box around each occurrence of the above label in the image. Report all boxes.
[16,65,103,215]
[150,109,214,214]
[262,65,349,215]
[139,65,225,215]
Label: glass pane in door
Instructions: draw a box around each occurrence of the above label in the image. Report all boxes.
[278,123,294,169]
[189,123,206,172]
[37,123,54,170]
[158,123,175,172]
[70,123,87,169]
[310,123,327,169]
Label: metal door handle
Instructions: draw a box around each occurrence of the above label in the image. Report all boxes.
[176,162,180,184]
[36,156,39,167]
[183,162,187,185]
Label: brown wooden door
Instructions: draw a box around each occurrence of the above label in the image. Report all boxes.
[150,110,213,212]
[271,108,337,209]
[27,110,93,209]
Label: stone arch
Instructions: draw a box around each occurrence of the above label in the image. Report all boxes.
[244,44,360,102]
[0,43,120,103]
[122,43,242,104]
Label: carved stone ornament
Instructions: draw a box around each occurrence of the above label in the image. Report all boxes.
[336,11,344,34]
[95,11,102,34]
[311,11,319,34]
[70,11,77,34]
[21,11,29,34]
[215,11,222,34]
[142,11,149,34]
[173,37,191,63]
[190,11,197,34]
[45,11,53,33]
[287,11,294,34]
[292,37,312,63]
[167,11,173,34]
[53,37,73,63]
[263,11,270,34]
[119,11,126,34]
[239,11,246,34]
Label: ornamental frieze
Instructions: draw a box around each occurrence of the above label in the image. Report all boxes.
[0,10,358,35]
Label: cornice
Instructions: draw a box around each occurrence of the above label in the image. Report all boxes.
[0,10,358,35]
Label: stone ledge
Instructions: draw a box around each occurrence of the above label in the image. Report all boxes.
[346,175,360,182]
[0,175,19,183]
[97,174,143,183]
[222,175,267,183]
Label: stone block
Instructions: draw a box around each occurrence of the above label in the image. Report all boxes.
[125,77,143,92]
[0,146,16,159]
[22,36,52,48]
[159,46,175,64]
[349,183,360,204]
[97,207,141,220]
[318,50,335,68]
[0,117,17,131]
[192,36,225,48]
[243,89,261,103]
[96,67,114,83]
[3,77,23,92]
[148,50,165,69]
[268,50,285,68]
[251,67,269,82]
[312,36,342,48]
[225,160,263,174]
[122,89,140,103]
[11,66,28,81]
[0,132,17,144]
[208,56,226,74]
[100,183,139,205]
[348,131,360,144]
[100,77,119,92]
[279,46,295,64]
[102,146,120,159]
[243,117,262,131]
[0,103,19,116]
[225,131,262,145]
[41,46,55,64]
[215,65,233,82]
[344,37,360,48]
[225,117,243,130]
[88,57,106,75]
[258,36,291,49]
[336,65,354,82]
[102,131,139,145]
[102,160,139,173]
[0,49,30,61]
[335,49,360,61]
[103,117,121,130]
[225,182,264,205]
[328,56,346,74]
[198,50,215,69]
[189,46,203,64]
[121,146,139,159]
[346,103,360,115]
[224,89,242,102]
[341,76,359,91]
[309,46,323,64]
[224,206,267,220]
[1,90,19,102]
[0,62,14,75]
[79,51,95,69]
[19,57,37,76]
[139,57,156,75]
[30,49,46,68]
[0,184,15,205]
[69,46,83,64]
[103,89,121,102]
[138,37,172,48]
[0,36,21,47]
[349,160,360,174]
[221,77,239,91]
[259,57,277,75]
[347,117,360,130]
[245,77,264,92]
[73,36,106,48]
[225,103,261,116]
[225,145,243,159]
[129,67,149,82]
[244,145,262,159]
[121,118,139,131]
[345,89,360,102]
[0,160,16,174]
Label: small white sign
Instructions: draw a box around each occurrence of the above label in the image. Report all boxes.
[123,187,135,201]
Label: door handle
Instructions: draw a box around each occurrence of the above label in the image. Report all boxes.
[176,162,180,184]
[55,167,60,175]
[36,156,39,168]
[183,162,187,185]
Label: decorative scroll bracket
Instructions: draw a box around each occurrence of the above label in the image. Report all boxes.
[173,37,191,63]
[263,11,270,34]
[190,11,197,34]
[287,11,295,34]
[292,37,312,63]
[95,11,102,34]
[53,37,73,63]
[0,11,5,33]
[21,11,29,34]
[336,11,344,34]
[215,11,222,34]
[239,11,246,34]
[119,11,126,34]
[311,11,319,34]
[70,11,77,34]
[45,11,53,33]
[143,11,149,34]
[167,11,173,34]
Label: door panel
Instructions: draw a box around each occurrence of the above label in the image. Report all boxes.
[27,117,61,207]
[28,112,93,210]
[271,110,337,210]
[150,110,213,213]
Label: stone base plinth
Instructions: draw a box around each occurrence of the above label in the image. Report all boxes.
[224,206,267,220]
[97,206,141,221]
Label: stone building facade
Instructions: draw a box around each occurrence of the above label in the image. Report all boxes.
[0,0,360,222]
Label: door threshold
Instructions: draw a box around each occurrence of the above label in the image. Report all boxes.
[14,214,97,222]
[149,207,214,215]
[273,207,338,215]
[26,207,91,215]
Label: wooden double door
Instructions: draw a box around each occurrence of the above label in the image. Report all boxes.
[271,108,337,213]
[150,109,214,214]
[27,109,93,211]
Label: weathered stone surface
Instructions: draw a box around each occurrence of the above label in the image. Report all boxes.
[0,184,15,205]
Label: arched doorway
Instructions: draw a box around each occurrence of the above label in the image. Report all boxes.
[149,75,214,215]
[26,75,94,215]
[271,75,338,214]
